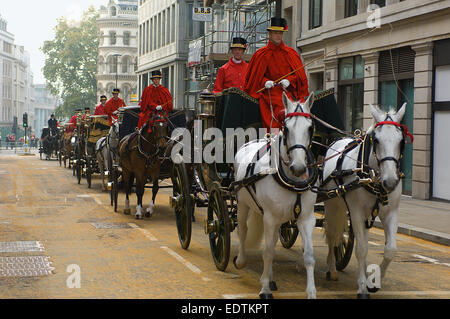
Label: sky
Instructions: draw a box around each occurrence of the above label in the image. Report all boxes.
[0,0,107,84]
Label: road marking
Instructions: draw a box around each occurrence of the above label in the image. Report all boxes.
[223,290,450,299]
[368,241,381,246]
[412,254,450,267]
[128,223,159,241]
[160,245,211,282]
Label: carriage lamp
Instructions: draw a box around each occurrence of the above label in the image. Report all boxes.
[198,91,216,118]
[107,182,113,191]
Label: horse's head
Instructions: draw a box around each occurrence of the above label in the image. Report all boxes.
[369,103,412,192]
[149,112,168,148]
[280,92,315,177]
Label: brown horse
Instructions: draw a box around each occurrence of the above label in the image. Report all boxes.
[61,131,74,168]
[119,112,168,219]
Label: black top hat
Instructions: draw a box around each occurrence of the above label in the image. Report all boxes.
[84,107,91,111]
[75,108,82,112]
[151,70,162,79]
[100,95,107,101]
[267,17,288,32]
[112,88,120,94]
[230,37,247,50]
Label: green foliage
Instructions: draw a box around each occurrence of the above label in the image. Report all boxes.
[41,6,99,118]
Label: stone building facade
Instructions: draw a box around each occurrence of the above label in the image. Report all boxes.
[97,0,138,104]
[297,0,450,200]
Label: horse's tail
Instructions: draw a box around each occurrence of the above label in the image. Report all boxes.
[323,199,348,248]
[245,210,264,250]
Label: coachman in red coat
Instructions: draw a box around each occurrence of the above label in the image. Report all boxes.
[105,88,126,125]
[213,37,249,94]
[138,70,173,131]
[94,95,108,116]
[244,18,309,129]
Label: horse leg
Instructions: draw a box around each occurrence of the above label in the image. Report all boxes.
[259,214,278,299]
[147,176,159,218]
[234,200,250,270]
[379,208,398,281]
[123,170,131,215]
[324,198,348,282]
[351,209,370,298]
[297,195,317,299]
[135,177,145,220]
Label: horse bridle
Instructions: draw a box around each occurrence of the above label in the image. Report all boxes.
[371,115,414,170]
[281,103,315,164]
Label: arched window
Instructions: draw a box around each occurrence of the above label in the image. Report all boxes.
[122,56,131,74]
[108,56,118,74]
[111,6,117,17]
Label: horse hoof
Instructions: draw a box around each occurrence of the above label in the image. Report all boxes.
[269,281,278,292]
[357,293,370,299]
[145,212,152,218]
[136,214,143,220]
[233,256,238,269]
[367,286,379,293]
[326,271,338,281]
[124,209,131,215]
[259,293,274,299]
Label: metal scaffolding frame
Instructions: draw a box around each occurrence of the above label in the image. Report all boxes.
[185,0,276,109]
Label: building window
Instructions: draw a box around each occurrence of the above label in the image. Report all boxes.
[123,32,130,46]
[370,0,386,7]
[110,31,117,45]
[338,55,365,132]
[111,6,117,16]
[345,0,358,18]
[309,0,322,29]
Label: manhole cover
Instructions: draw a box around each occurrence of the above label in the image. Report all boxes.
[0,241,45,253]
[91,223,132,229]
[0,256,55,277]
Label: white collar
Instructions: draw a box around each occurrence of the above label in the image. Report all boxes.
[232,58,242,64]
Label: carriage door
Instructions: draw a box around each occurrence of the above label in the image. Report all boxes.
[379,48,415,195]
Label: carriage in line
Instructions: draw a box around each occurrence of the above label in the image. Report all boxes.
[167,87,355,273]
[39,127,60,161]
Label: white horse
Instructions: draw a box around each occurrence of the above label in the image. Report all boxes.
[323,103,409,298]
[96,121,120,191]
[233,92,318,299]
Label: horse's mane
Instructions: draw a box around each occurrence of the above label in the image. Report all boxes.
[366,106,398,135]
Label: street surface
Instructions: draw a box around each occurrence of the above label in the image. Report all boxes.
[0,150,449,299]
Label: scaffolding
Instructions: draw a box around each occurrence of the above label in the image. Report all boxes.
[185,0,276,109]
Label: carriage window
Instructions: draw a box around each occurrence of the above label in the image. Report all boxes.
[338,55,365,132]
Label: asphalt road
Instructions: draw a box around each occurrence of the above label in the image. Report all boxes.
[0,150,449,299]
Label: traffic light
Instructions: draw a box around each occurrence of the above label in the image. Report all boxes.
[23,113,28,128]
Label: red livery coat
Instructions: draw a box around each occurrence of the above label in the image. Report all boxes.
[138,84,173,131]
[213,58,248,93]
[105,98,126,125]
[94,103,107,116]
[244,40,309,129]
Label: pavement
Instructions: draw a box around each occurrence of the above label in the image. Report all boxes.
[1,147,449,247]
[373,195,450,246]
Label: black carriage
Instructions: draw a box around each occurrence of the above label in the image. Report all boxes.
[39,127,59,160]
[83,115,110,188]
[171,87,355,272]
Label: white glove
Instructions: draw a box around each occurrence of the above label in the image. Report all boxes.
[265,81,274,89]
[156,105,163,111]
[280,79,291,89]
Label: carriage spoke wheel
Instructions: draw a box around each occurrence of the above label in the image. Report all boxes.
[334,216,355,271]
[207,182,230,272]
[279,220,299,249]
[172,163,193,250]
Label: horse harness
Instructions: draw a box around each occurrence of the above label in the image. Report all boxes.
[232,106,319,221]
[314,115,413,228]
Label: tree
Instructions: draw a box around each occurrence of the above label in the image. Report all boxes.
[41,6,99,118]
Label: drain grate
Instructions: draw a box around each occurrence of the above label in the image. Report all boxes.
[91,222,132,229]
[0,256,55,277]
[0,241,45,253]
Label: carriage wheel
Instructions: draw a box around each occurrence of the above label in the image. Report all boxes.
[76,149,82,185]
[279,220,299,249]
[207,182,231,272]
[335,215,355,271]
[112,167,119,212]
[108,156,113,205]
[172,163,193,250]
[86,159,92,189]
